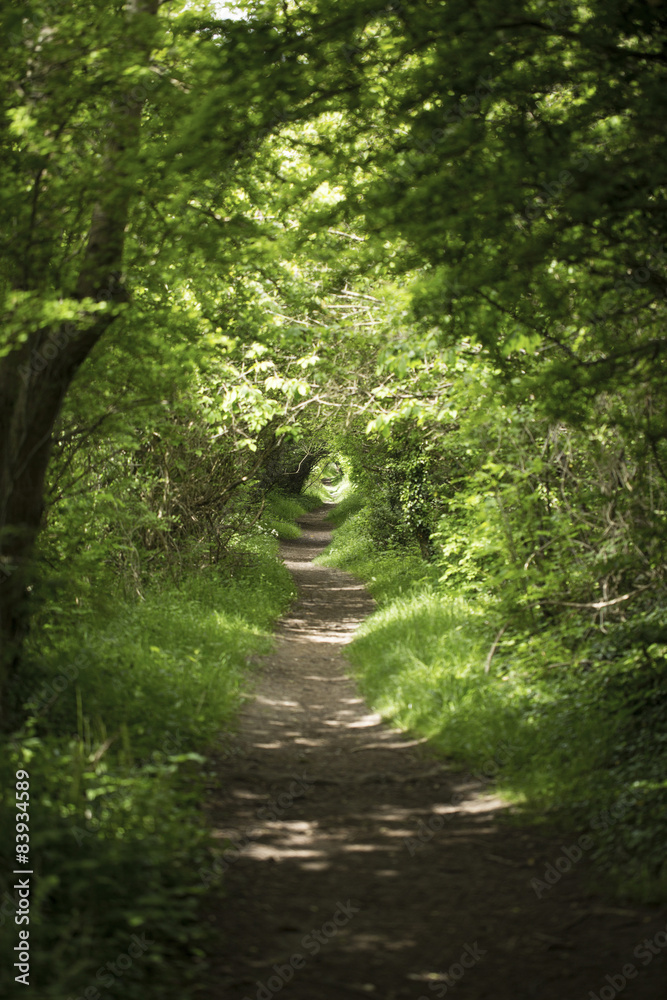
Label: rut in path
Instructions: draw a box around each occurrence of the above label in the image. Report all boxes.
[203,505,667,1000]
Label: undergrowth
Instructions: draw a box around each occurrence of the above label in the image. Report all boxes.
[261,489,323,539]
[320,493,667,903]
[0,492,319,1000]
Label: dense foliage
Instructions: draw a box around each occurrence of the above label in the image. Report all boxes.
[1,0,667,993]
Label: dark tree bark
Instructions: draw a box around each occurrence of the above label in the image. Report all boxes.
[0,0,159,723]
[414,523,435,562]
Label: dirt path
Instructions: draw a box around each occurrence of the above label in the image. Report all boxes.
[204,505,667,1000]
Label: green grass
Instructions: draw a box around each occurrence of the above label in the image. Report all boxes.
[0,531,296,1000]
[347,589,531,762]
[322,494,667,902]
[261,489,324,539]
[319,493,437,603]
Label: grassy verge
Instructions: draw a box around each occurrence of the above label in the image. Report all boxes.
[319,496,667,903]
[261,489,324,539]
[0,493,318,999]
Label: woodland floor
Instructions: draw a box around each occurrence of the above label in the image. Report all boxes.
[203,505,667,1000]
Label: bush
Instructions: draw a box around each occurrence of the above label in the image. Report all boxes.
[323,490,667,902]
[0,533,295,999]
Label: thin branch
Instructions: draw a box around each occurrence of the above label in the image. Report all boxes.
[545,584,654,610]
[336,289,381,302]
[327,229,366,242]
[484,625,507,675]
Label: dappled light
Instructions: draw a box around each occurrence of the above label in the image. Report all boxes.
[3,2,667,996]
[204,508,667,1000]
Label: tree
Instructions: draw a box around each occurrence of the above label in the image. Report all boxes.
[5,0,667,716]
[308,0,667,627]
[0,0,369,715]
[0,0,163,704]
[332,0,667,414]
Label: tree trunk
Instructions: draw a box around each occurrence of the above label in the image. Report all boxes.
[0,0,159,724]
[414,523,435,562]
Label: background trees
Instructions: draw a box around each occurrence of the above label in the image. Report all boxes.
[0,0,357,704]
[4,0,667,700]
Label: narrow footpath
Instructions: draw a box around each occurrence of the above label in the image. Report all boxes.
[204,505,667,1000]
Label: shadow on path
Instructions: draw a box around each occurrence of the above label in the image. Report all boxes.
[203,506,667,1000]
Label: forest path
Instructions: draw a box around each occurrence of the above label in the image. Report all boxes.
[203,505,666,1000]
